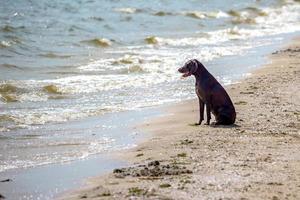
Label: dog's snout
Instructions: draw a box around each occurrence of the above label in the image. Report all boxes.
[178,67,184,73]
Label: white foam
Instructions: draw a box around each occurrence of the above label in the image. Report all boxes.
[114,7,138,14]
[0,41,11,47]
[18,92,48,102]
[181,10,229,19]
[0,135,136,173]
[148,4,300,48]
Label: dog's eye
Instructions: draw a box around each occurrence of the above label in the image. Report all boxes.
[187,63,193,70]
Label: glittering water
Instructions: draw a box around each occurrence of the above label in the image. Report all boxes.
[1,0,300,172]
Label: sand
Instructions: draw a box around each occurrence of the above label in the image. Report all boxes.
[61,38,300,200]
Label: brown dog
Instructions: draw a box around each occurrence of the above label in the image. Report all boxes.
[178,59,236,125]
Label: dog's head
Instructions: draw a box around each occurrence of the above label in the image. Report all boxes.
[178,59,199,78]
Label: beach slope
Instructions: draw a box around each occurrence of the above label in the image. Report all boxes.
[62,39,300,200]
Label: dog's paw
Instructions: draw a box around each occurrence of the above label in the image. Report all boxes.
[210,122,219,126]
[212,122,219,125]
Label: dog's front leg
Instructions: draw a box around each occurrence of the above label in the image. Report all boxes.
[205,102,211,125]
[198,98,204,125]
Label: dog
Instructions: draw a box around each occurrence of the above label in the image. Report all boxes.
[178,59,236,125]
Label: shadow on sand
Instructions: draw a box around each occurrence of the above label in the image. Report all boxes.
[189,123,240,129]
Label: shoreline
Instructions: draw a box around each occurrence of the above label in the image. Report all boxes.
[61,36,300,199]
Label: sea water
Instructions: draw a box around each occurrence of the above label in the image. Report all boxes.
[1,0,300,173]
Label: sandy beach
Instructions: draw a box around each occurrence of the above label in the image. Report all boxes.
[60,37,300,200]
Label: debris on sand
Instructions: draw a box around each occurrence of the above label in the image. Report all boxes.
[113,160,192,178]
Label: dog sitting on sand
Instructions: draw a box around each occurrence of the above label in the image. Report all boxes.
[178,59,236,125]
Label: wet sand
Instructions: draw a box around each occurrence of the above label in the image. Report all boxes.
[61,38,300,200]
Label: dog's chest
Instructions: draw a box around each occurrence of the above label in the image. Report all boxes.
[195,84,206,101]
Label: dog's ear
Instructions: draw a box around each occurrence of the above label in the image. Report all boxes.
[190,59,198,73]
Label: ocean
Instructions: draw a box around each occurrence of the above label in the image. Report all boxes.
[1,0,300,174]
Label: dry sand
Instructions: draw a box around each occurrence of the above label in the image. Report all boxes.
[61,38,300,200]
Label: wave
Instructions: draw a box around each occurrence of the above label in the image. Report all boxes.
[227,4,300,26]
[112,57,134,65]
[0,82,67,103]
[0,64,22,69]
[0,41,11,48]
[0,83,22,102]
[0,83,18,93]
[144,36,159,44]
[151,10,228,19]
[0,106,116,132]
[228,7,267,25]
[0,114,15,122]
[231,16,257,25]
[120,65,146,74]
[0,87,21,103]
[228,7,268,18]
[0,94,18,102]
[38,53,72,59]
[184,11,206,19]
[0,136,118,173]
[81,38,112,47]
[43,85,62,94]
[142,28,253,46]
[0,25,25,33]
[153,11,174,16]
[227,10,241,17]
[114,8,229,19]
[48,95,67,100]
[145,4,300,48]
[114,7,142,14]
[111,55,144,66]
[0,36,22,48]
[0,114,16,132]
[79,54,160,74]
[183,10,229,19]
[244,6,268,16]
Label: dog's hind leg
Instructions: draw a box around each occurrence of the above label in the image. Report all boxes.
[215,114,234,125]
